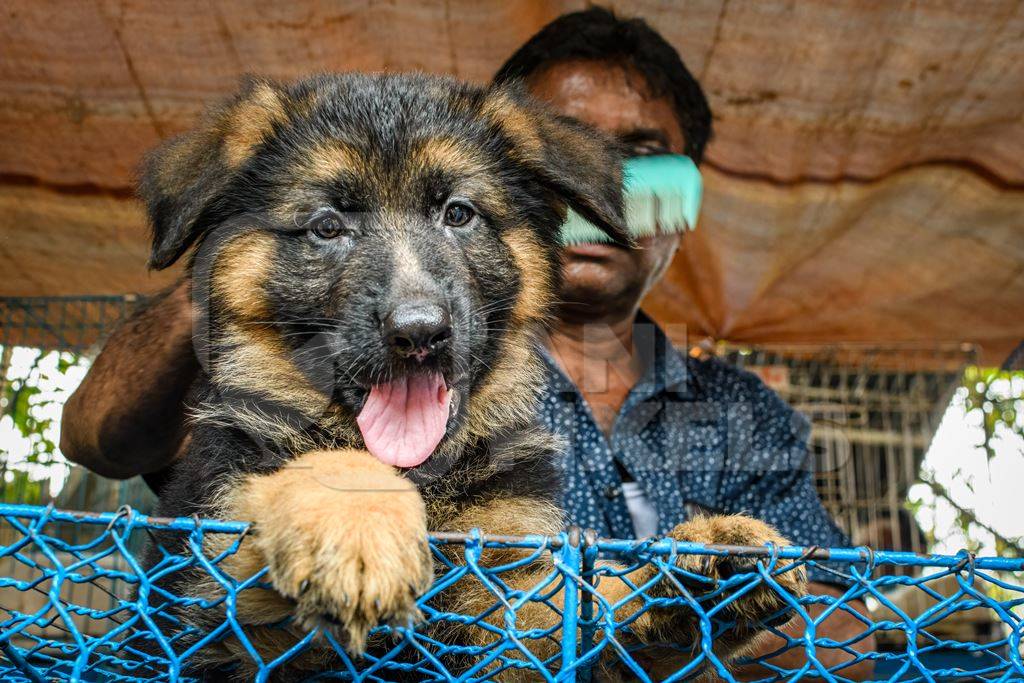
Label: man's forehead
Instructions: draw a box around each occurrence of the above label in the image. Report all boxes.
[524,59,685,154]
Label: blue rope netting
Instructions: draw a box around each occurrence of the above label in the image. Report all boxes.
[1,503,1022,682]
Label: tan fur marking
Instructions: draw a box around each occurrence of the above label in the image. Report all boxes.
[481,91,543,159]
[210,232,330,414]
[412,137,488,177]
[215,322,330,414]
[212,232,276,321]
[439,228,552,453]
[445,496,563,537]
[408,137,512,219]
[440,497,564,591]
[392,239,427,283]
[216,450,433,652]
[501,227,553,325]
[463,327,543,441]
[293,141,363,182]
[157,131,218,194]
[223,83,289,168]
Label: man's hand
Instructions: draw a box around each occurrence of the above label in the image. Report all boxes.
[60,278,197,480]
[733,581,876,680]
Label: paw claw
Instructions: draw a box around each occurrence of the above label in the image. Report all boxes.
[239,457,433,653]
[662,515,807,626]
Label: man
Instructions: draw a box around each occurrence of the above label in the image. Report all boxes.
[61,8,874,677]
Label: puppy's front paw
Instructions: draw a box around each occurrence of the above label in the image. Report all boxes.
[663,514,806,629]
[227,450,433,652]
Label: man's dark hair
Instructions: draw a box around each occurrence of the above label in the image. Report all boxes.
[493,7,713,164]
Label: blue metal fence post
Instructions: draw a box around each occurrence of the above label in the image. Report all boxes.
[579,528,599,683]
[559,527,583,682]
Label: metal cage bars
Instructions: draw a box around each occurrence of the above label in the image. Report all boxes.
[1,503,1022,682]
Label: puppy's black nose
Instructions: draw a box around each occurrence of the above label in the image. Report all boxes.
[383,302,452,361]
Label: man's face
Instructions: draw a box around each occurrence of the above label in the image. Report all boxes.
[525,59,686,319]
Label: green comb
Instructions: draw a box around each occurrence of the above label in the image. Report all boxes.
[560,154,703,246]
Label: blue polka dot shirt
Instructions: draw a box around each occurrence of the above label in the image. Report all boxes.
[537,315,851,585]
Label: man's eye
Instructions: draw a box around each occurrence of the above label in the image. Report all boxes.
[629,142,670,158]
[443,202,475,228]
[310,213,346,240]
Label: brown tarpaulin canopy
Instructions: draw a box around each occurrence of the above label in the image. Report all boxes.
[1,1,1022,363]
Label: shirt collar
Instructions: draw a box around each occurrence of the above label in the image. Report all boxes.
[538,311,692,403]
[623,311,692,412]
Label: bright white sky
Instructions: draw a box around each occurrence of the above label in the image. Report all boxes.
[0,347,89,497]
[2,346,1022,555]
[911,376,1024,555]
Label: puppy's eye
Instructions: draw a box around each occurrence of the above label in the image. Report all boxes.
[310,212,346,240]
[443,202,475,228]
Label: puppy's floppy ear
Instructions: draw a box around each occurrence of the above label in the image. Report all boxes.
[484,83,631,246]
[139,76,290,269]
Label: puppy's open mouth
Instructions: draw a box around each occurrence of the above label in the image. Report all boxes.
[355,372,455,468]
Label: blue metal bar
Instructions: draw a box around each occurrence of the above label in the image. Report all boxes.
[578,529,599,683]
[5,503,1022,571]
[0,503,250,535]
[557,529,582,682]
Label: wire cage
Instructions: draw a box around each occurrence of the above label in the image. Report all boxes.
[718,343,975,556]
[2,503,1023,682]
[2,296,1021,680]
[0,296,158,649]
[0,295,152,508]
[0,296,141,355]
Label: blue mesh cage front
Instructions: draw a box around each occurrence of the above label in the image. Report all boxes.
[1,503,1022,682]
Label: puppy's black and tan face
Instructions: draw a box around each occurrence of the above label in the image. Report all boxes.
[142,73,626,470]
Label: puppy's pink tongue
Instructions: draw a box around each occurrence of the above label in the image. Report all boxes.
[357,373,450,468]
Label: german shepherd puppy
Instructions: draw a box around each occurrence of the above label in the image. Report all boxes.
[140,73,804,679]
